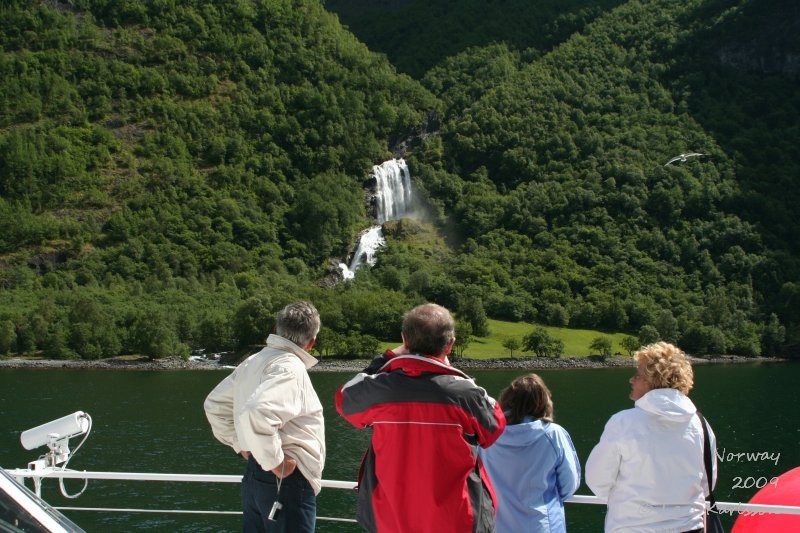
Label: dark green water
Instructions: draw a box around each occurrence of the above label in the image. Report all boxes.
[1,363,797,532]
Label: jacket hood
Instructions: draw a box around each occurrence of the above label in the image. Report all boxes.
[635,388,696,422]
[497,417,549,447]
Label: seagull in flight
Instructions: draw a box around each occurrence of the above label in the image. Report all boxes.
[664,152,706,166]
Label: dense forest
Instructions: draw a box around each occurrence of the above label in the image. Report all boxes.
[0,0,798,359]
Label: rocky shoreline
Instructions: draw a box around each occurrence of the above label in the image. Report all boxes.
[0,354,786,372]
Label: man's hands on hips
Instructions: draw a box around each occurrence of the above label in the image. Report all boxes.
[240,451,296,478]
[271,456,297,478]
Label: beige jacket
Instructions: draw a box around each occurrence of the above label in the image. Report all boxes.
[204,334,325,494]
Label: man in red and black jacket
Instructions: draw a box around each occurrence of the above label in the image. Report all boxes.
[336,303,506,532]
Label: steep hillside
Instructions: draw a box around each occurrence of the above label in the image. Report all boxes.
[361,0,798,355]
[0,0,437,358]
[0,0,797,359]
[325,0,626,78]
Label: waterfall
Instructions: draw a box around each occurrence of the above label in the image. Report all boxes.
[340,226,384,280]
[374,158,413,224]
[339,159,413,279]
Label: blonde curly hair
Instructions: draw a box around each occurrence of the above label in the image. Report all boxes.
[634,342,694,395]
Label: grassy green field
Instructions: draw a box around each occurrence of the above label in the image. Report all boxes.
[379,318,632,359]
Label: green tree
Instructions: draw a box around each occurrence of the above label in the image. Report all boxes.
[453,320,473,358]
[590,336,613,359]
[355,334,380,357]
[129,310,188,360]
[600,299,629,330]
[680,323,715,356]
[232,296,275,349]
[42,322,76,360]
[460,296,490,337]
[760,313,785,356]
[13,317,36,354]
[67,298,121,360]
[315,326,345,357]
[287,172,365,265]
[197,311,234,353]
[638,325,660,345]
[0,320,16,354]
[654,310,679,344]
[522,327,563,358]
[545,304,570,327]
[727,317,761,357]
[502,337,520,357]
[620,335,640,356]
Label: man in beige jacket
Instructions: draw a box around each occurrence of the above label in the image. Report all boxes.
[204,301,325,532]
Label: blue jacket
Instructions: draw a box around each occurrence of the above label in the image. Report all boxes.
[478,417,581,532]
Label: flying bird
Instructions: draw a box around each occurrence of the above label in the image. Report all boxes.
[664,152,706,166]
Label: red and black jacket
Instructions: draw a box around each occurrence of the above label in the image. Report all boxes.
[335,353,506,532]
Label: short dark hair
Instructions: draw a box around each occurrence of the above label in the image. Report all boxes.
[275,301,320,348]
[499,373,554,424]
[402,303,455,356]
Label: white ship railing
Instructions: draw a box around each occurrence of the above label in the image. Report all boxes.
[7,468,800,522]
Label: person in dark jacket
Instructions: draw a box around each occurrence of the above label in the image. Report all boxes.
[336,303,506,533]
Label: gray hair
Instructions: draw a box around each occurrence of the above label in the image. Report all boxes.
[275,301,320,348]
[402,303,455,356]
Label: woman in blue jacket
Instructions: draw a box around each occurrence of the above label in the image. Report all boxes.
[479,374,581,533]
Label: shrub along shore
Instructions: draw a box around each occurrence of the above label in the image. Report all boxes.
[0,354,785,372]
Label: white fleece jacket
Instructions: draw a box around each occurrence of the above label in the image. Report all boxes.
[204,334,325,494]
[585,388,717,532]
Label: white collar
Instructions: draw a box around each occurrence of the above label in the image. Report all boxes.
[266,334,318,369]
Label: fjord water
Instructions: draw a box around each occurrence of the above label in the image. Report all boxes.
[1,363,797,532]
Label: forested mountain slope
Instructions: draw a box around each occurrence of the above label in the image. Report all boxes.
[0,0,437,358]
[331,0,799,356]
[325,0,627,78]
[1,0,797,359]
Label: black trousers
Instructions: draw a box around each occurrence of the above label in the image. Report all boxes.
[241,456,316,533]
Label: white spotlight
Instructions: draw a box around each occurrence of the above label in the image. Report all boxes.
[21,412,90,451]
[20,412,91,466]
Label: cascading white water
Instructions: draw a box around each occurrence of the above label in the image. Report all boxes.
[339,159,413,279]
[374,158,413,224]
[340,226,384,278]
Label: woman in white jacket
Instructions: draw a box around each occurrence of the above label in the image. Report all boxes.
[585,342,717,533]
